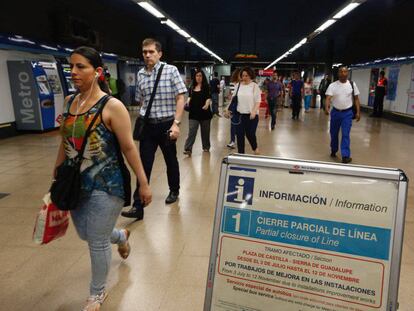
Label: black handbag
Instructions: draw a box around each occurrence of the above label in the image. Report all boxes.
[133,64,164,140]
[228,83,241,116]
[50,95,110,211]
[350,80,357,120]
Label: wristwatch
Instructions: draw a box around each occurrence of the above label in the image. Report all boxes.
[174,119,181,126]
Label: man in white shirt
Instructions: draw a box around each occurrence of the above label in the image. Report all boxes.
[325,66,361,164]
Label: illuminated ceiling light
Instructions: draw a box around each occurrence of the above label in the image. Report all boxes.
[299,37,307,45]
[177,29,191,38]
[138,1,165,18]
[333,3,360,19]
[164,19,180,31]
[315,19,336,32]
[137,1,225,63]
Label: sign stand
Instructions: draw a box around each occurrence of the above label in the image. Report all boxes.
[204,155,408,311]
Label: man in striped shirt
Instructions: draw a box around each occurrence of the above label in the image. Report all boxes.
[122,38,187,220]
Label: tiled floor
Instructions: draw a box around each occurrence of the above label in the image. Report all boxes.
[0,107,413,311]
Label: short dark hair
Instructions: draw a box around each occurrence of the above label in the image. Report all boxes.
[142,38,162,52]
[338,65,349,72]
[240,66,255,80]
[214,72,218,77]
[380,70,385,76]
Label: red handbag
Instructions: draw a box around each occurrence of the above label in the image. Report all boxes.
[33,193,69,245]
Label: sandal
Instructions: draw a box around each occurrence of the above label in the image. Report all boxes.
[81,291,108,311]
[117,229,131,259]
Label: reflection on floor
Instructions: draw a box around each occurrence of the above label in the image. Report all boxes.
[0,107,413,311]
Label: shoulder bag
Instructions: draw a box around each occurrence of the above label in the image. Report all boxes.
[50,95,110,211]
[133,64,165,140]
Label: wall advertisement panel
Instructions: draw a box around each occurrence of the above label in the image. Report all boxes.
[204,155,407,311]
[386,67,399,101]
[407,64,414,115]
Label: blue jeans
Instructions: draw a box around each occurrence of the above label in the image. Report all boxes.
[304,95,312,110]
[330,108,353,158]
[71,190,126,295]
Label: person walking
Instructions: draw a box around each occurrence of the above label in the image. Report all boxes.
[183,69,212,155]
[121,38,187,220]
[209,72,221,117]
[54,46,152,310]
[226,68,241,149]
[325,66,361,164]
[228,67,261,154]
[318,73,331,110]
[304,77,313,112]
[265,71,284,129]
[371,70,388,117]
[289,71,304,119]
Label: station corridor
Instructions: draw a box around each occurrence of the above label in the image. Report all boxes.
[0,108,413,311]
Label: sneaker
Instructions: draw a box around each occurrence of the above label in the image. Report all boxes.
[203,149,210,152]
[118,229,131,259]
[342,157,352,164]
[330,152,337,158]
[227,141,236,149]
[82,291,108,311]
[183,150,192,156]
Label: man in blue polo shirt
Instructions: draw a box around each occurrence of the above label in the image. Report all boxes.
[122,38,187,220]
[289,71,304,120]
[325,66,361,164]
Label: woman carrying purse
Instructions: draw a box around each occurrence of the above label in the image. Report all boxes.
[183,68,213,155]
[53,46,152,311]
[227,67,261,155]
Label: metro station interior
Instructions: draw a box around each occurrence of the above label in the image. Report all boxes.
[0,1,413,310]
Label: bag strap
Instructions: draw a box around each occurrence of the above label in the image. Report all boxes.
[349,80,355,103]
[78,95,111,159]
[143,64,165,121]
[235,83,241,96]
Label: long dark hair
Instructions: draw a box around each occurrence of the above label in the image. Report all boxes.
[70,46,110,94]
[191,68,210,93]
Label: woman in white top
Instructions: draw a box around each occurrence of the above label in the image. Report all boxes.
[304,77,313,112]
[227,67,261,154]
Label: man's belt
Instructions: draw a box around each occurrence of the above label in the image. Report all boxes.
[333,107,352,112]
[146,116,174,124]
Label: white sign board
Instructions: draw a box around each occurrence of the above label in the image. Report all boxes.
[204,155,407,311]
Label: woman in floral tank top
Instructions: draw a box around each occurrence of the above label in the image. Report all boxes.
[53,46,151,311]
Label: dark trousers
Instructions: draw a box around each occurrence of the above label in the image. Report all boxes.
[320,94,326,110]
[236,114,259,154]
[230,123,236,142]
[291,94,302,118]
[184,119,211,151]
[211,93,219,114]
[267,97,277,128]
[373,92,385,117]
[133,120,180,208]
